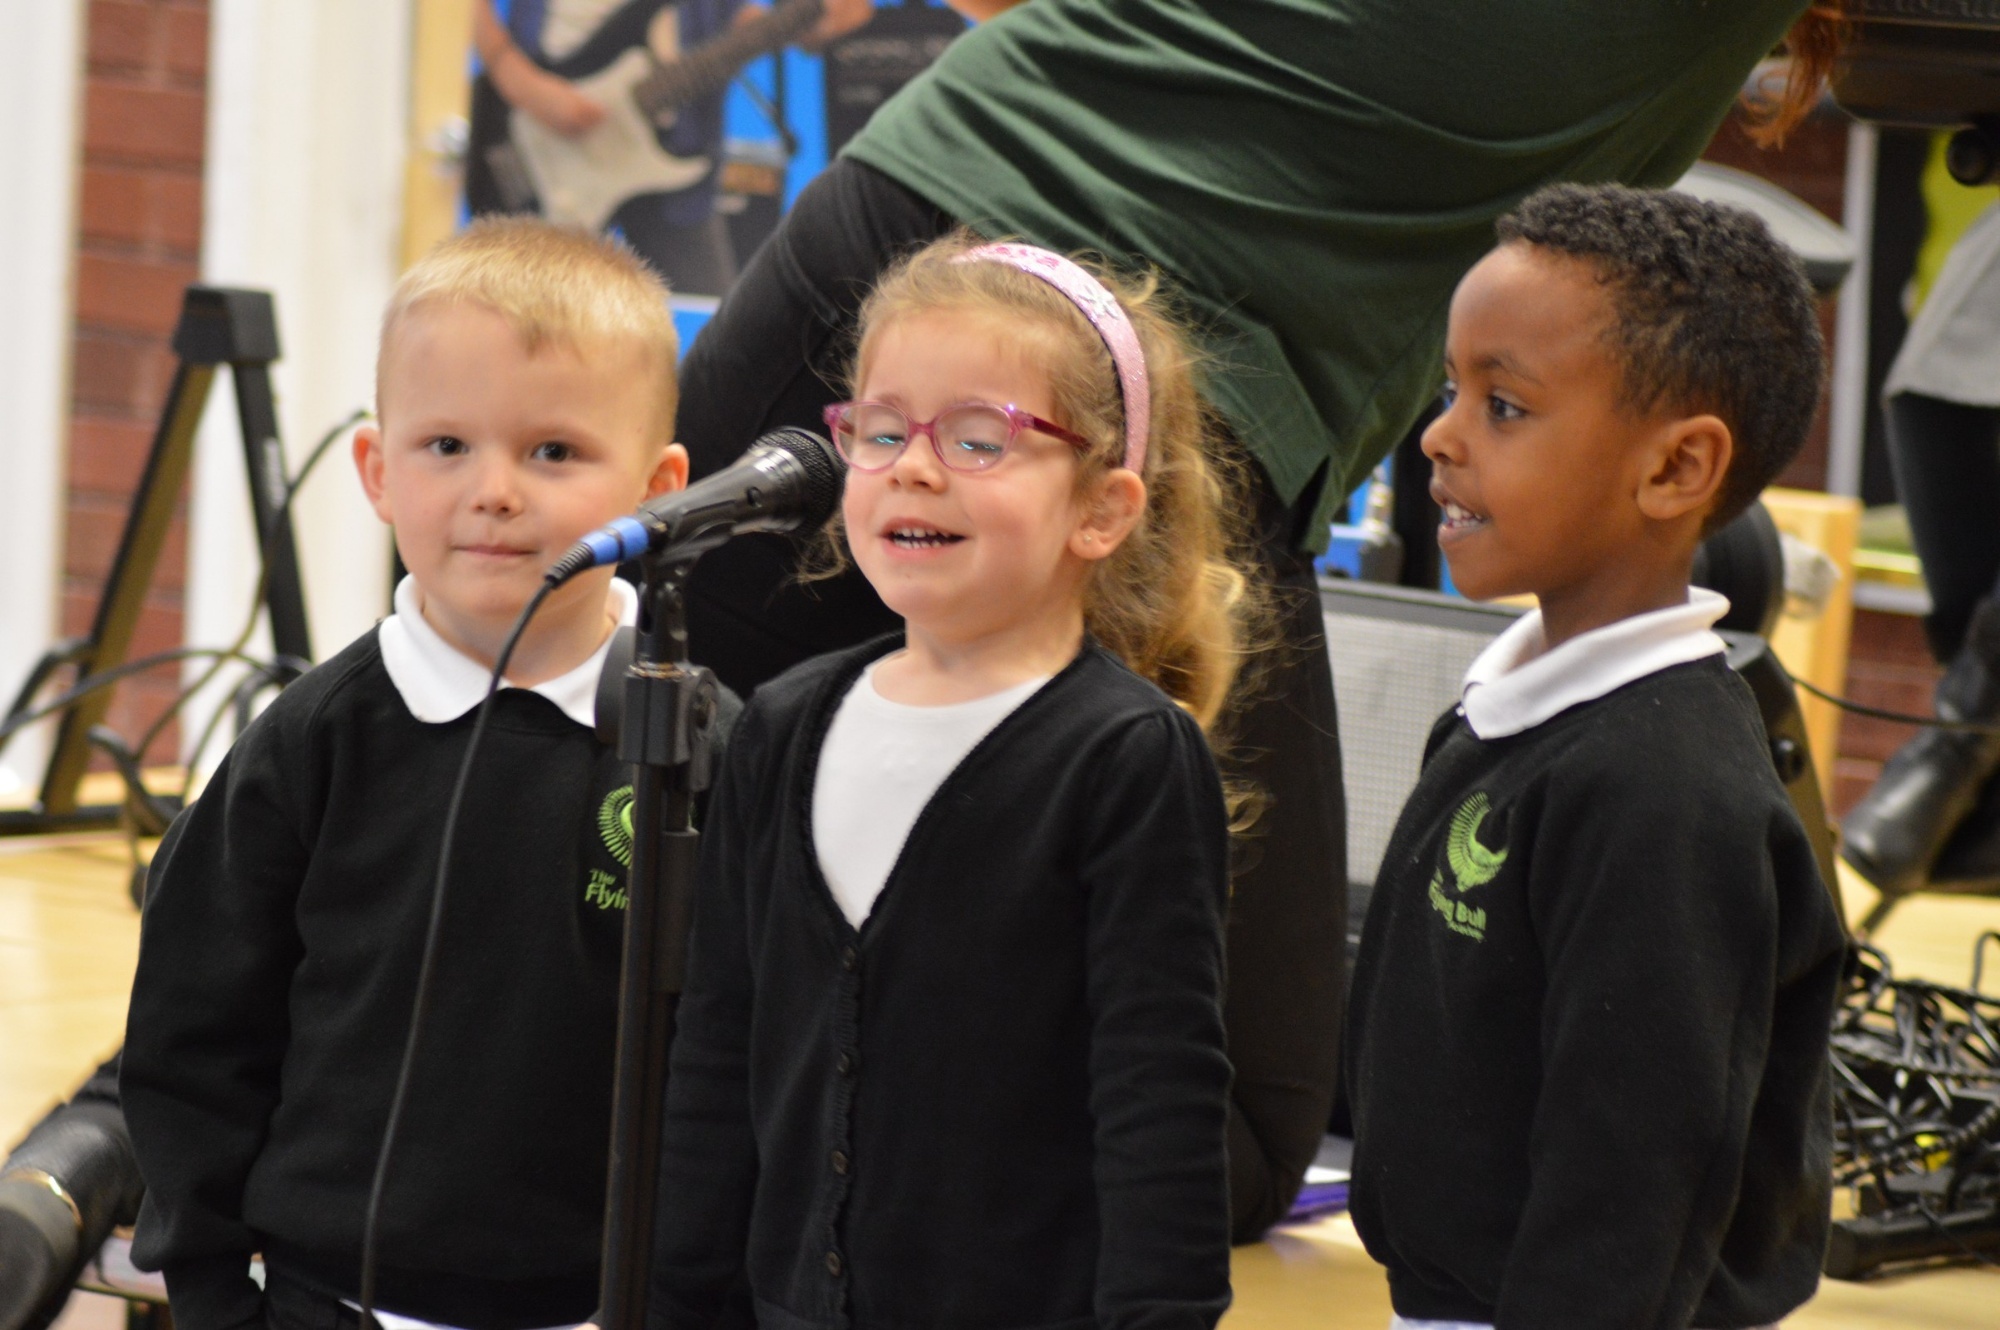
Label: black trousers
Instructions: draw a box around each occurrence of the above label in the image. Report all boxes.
[1886,391,2000,662]
[676,159,1346,1241]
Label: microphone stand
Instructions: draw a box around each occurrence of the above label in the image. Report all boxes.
[581,427,838,1328]
[598,551,719,1330]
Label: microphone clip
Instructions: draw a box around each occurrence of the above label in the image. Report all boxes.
[593,623,720,795]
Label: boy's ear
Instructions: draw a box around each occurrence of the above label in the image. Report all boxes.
[353,424,395,524]
[1070,468,1147,562]
[1637,413,1732,524]
[646,443,691,499]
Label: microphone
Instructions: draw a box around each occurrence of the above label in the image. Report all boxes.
[547,428,843,585]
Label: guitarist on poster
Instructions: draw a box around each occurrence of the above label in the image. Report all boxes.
[469,0,873,295]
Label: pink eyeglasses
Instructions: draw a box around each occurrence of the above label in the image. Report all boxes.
[823,400,1089,474]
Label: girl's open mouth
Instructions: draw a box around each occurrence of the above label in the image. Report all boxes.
[887,526,965,549]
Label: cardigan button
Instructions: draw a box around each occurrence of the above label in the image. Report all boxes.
[825,1250,843,1277]
[840,946,859,972]
[831,1149,849,1175]
[837,1051,856,1075]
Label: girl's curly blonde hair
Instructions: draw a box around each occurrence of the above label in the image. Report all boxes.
[830,230,1271,741]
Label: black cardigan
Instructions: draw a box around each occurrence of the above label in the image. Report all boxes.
[1345,659,1846,1330]
[648,638,1234,1330]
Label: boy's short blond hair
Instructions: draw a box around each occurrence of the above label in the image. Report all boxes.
[380,216,680,438]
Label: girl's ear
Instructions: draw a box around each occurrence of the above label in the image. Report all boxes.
[1070,468,1147,562]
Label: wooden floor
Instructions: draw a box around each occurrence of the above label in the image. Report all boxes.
[4,835,1995,1327]
[0,835,136,1143]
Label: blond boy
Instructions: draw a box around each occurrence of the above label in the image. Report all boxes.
[122,219,687,1330]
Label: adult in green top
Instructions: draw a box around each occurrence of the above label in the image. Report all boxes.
[672,0,1830,1243]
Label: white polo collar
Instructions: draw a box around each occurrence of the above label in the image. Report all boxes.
[378,574,636,728]
[1459,587,1729,740]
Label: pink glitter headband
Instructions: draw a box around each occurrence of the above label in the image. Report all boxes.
[954,242,1150,474]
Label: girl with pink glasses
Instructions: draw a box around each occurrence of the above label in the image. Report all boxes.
[647,232,1265,1329]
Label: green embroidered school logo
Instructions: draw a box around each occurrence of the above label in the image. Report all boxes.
[599,785,636,867]
[1447,793,1507,890]
[1429,792,1507,941]
[584,868,627,911]
[585,785,635,912]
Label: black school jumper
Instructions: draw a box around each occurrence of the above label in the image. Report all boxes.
[122,631,634,1330]
[649,637,1233,1330]
[1345,658,1847,1330]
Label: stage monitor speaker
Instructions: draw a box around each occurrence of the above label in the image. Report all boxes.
[1322,582,1521,894]
[1321,580,1845,964]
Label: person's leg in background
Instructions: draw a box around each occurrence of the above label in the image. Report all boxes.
[1390,408,1442,591]
[1886,393,2000,661]
[613,195,740,299]
[1222,451,1346,1241]
[1843,391,2000,892]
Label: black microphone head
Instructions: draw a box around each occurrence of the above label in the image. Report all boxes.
[756,427,844,528]
[630,427,846,561]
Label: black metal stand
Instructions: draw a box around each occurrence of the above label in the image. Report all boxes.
[0,286,311,836]
[598,557,720,1330]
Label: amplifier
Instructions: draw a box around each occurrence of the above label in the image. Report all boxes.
[1832,1,2000,129]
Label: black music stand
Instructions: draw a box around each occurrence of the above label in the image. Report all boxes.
[0,286,312,836]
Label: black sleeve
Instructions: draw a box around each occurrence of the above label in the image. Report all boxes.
[1080,712,1235,1330]
[120,716,313,1330]
[647,709,765,1330]
[1495,746,1786,1329]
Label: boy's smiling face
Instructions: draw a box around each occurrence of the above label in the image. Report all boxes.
[355,301,686,670]
[1421,242,1723,645]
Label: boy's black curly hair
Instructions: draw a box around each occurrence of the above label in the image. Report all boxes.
[1495,182,1826,532]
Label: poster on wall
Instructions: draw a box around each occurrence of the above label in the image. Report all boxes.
[461,0,964,308]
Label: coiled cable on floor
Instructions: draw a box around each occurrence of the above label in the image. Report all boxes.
[1827,941,2000,1273]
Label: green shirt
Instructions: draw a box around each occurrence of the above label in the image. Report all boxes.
[846,0,1807,544]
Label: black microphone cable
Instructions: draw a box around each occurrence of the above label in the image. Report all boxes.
[70,408,364,885]
[0,409,365,771]
[357,572,559,1330]
[157,408,369,801]
[0,646,287,748]
[1772,658,2000,735]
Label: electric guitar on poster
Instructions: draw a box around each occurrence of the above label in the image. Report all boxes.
[477,0,827,232]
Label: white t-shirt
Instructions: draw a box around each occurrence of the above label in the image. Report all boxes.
[539,0,632,59]
[812,662,1048,928]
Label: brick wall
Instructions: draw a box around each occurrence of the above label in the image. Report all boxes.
[1833,609,1944,819]
[66,0,207,764]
